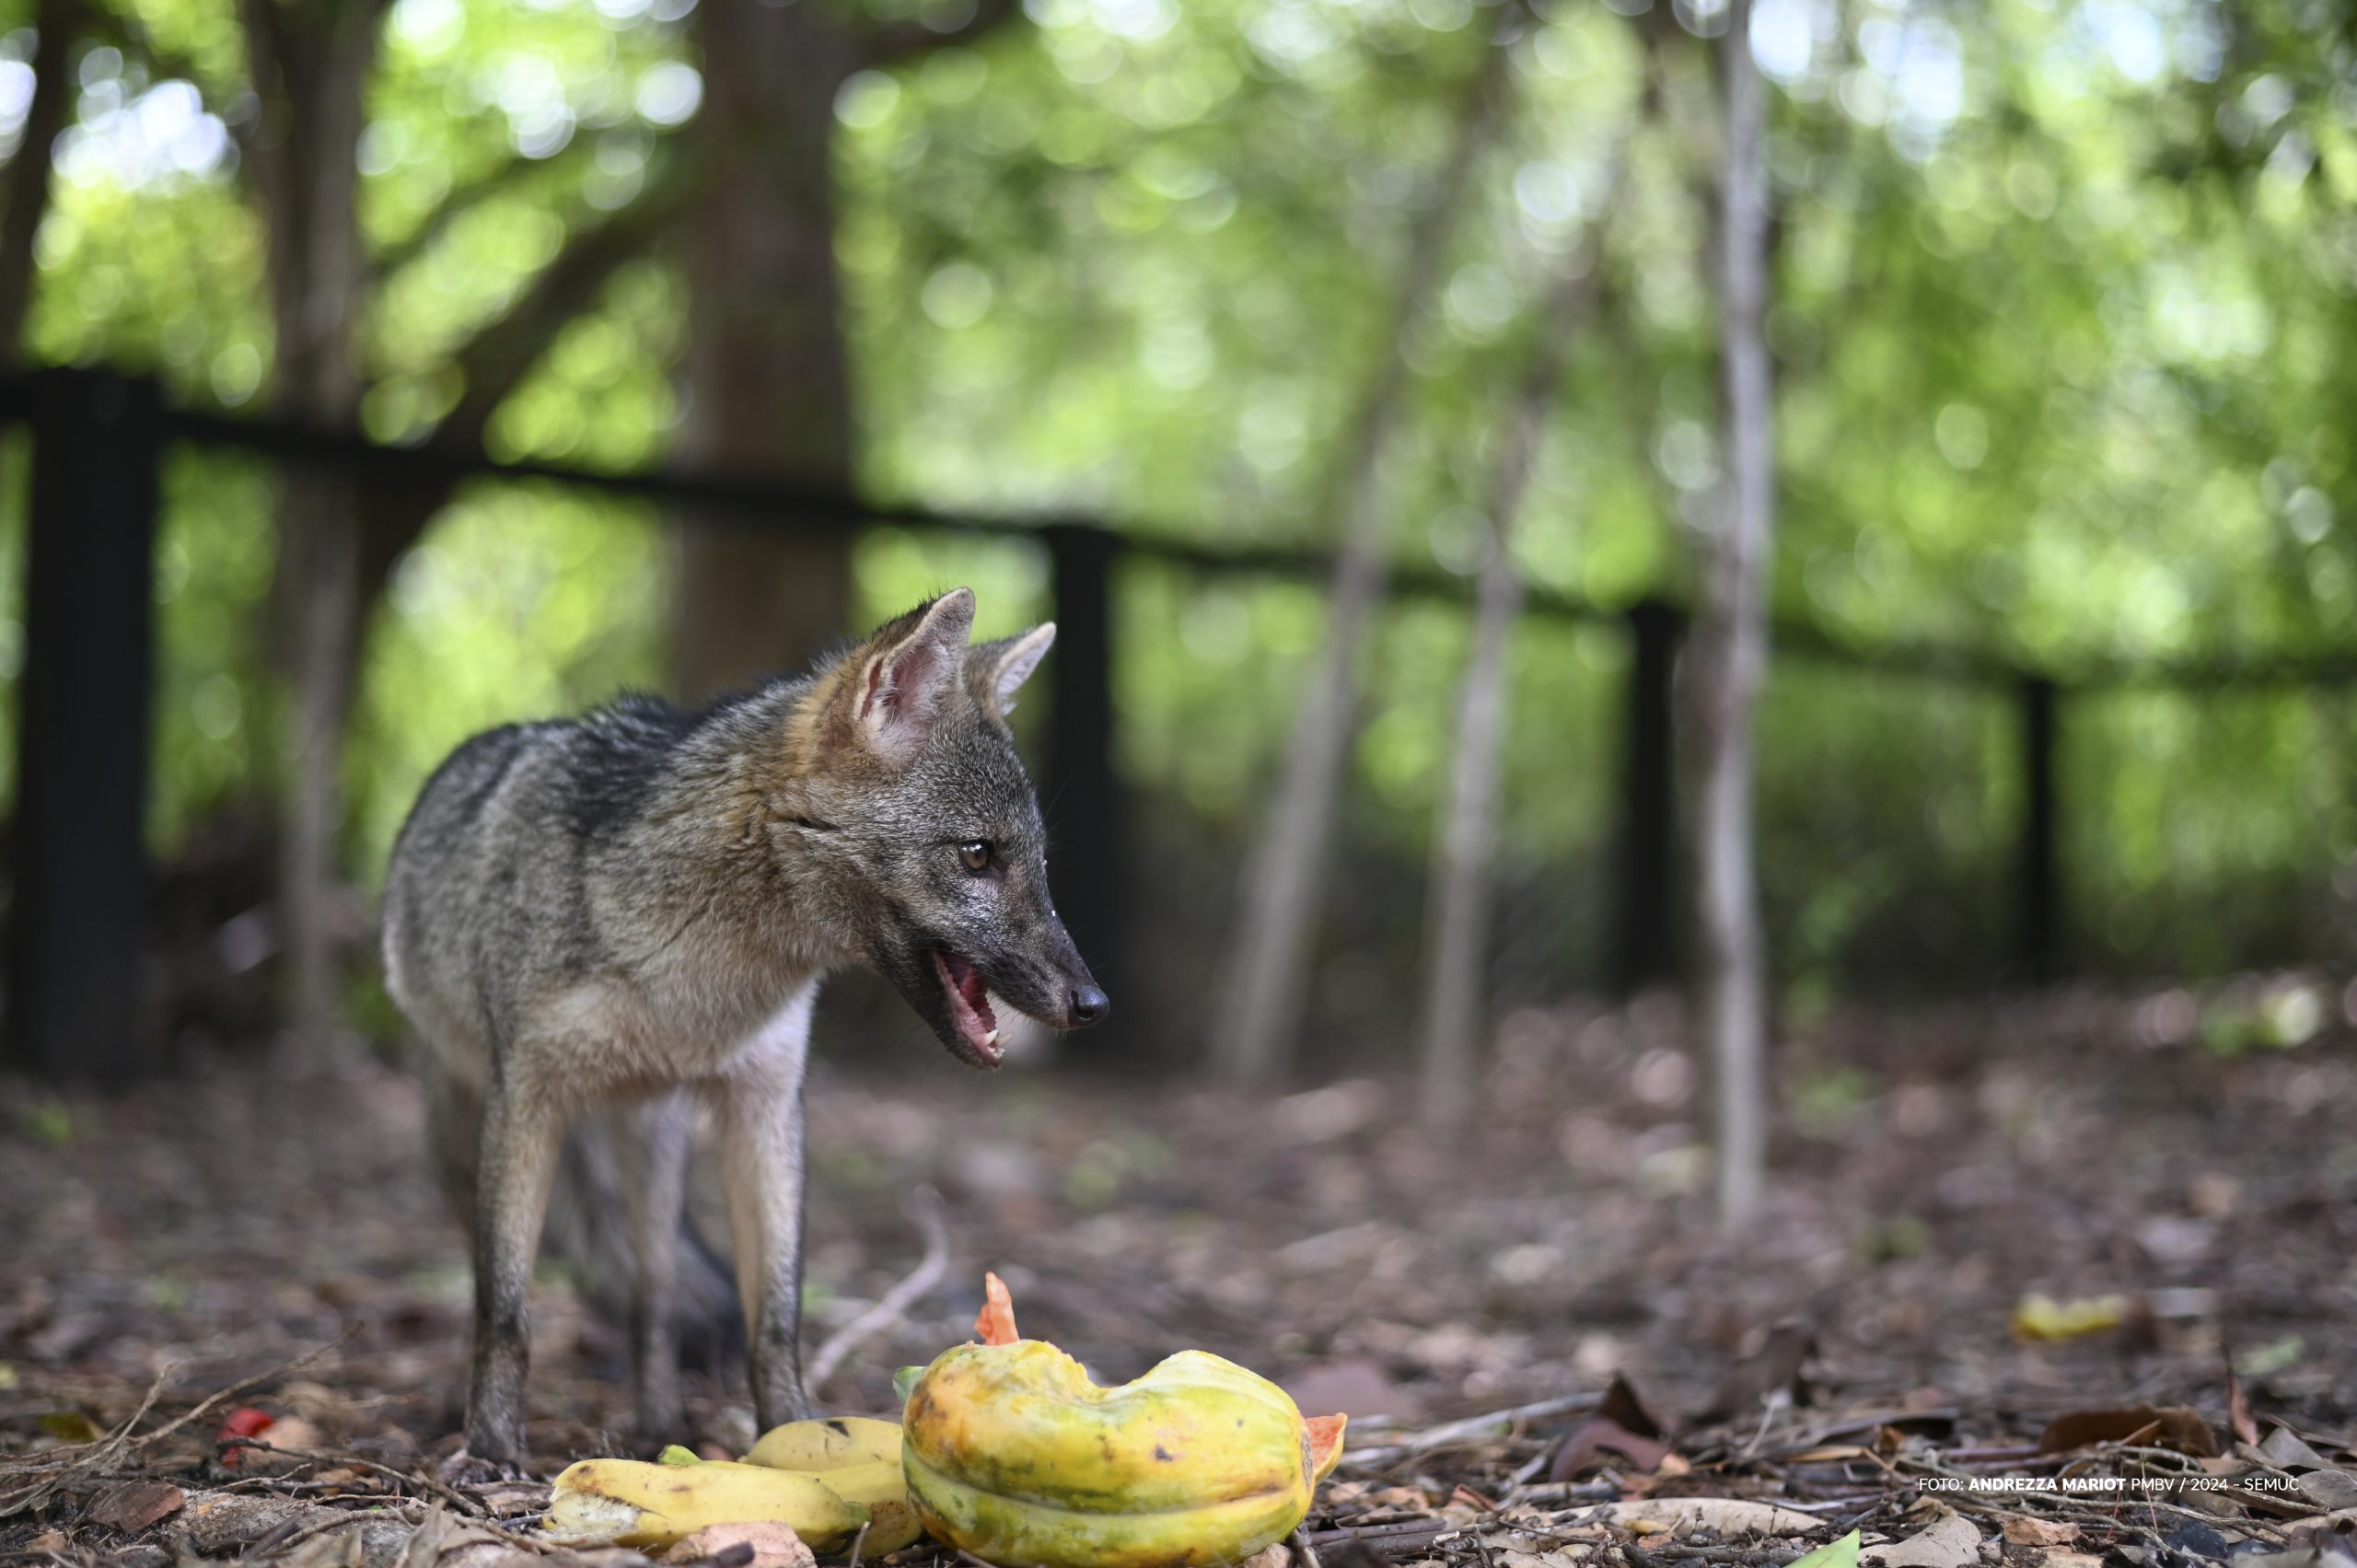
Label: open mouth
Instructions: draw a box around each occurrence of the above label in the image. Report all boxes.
[931,948,1003,1067]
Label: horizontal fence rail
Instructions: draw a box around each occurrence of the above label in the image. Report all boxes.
[4,365,2351,1078]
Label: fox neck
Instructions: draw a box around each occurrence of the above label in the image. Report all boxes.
[615,681,857,1006]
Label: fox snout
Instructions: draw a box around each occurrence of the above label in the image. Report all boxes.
[1026,926,1109,1030]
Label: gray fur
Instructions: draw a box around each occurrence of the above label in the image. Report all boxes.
[383,589,1106,1462]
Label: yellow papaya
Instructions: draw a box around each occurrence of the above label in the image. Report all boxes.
[899,1274,1345,1568]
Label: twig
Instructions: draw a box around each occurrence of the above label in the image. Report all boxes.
[216,1439,489,1520]
[1342,1394,1599,1469]
[807,1187,951,1393]
[1306,1519,1463,1551]
[0,1362,180,1517]
[844,1519,871,1568]
[137,1333,354,1453]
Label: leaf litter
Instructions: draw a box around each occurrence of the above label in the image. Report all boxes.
[4,986,2357,1568]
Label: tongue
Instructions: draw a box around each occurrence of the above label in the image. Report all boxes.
[946,952,995,1031]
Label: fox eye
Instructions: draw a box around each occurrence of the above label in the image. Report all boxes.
[958,841,993,873]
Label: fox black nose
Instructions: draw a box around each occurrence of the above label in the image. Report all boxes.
[1068,983,1109,1027]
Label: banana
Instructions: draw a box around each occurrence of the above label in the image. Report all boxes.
[743,1415,903,1473]
[742,1419,926,1553]
[815,1458,927,1554]
[545,1457,870,1552]
[656,1445,702,1467]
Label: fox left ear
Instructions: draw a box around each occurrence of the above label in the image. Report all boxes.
[853,588,975,763]
[974,622,1055,714]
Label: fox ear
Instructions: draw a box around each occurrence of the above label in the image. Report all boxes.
[975,622,1055,715]
[853,587,975,762]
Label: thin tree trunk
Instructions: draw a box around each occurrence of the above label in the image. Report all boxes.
[1693,0,1775,1225]
[244,0,382,1047]
[1417,157,1627,1132]
[1210,8,1520,1087]
[0,0,77,360]
[664,2,1021,699]
[666,7,861,702]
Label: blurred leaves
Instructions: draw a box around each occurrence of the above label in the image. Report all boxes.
[7,0,2356,993]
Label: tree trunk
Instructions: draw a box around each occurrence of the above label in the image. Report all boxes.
[1210,11,1519,1087]
[1692,0,1775,1225]
[243,0,381,1047]
[1417,158,1625,1131]
[668,7,863,702]
[0,0,76,360]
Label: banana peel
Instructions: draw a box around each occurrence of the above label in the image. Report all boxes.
[801,1457,926,1554]
[744,1415,902,1473]
[898,1272,1347,1568]
[594,1422,923,1557]
[546,1457,869,1552]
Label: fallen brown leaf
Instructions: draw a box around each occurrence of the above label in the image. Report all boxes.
[2262,1427,2332,1471]
[2002,1519,2080,1547]
[1701,1323,1817,1420]
[2037,1404,2217,1458]
[660,1521,814,1568]
[87,1481,186,1535]
[1598,1372,1667,1440]
[2297,1471,2357,1512]
[2228,1364,2260,1449]
[1548,1417,1671,1481]
[1864,1508,1980,1568]
[2040,1551,2105,1568]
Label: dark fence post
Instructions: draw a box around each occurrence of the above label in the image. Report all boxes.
[2016,675,2061,983]
[6,368,166,1081]
[1043,524,1125,1019]
[1614,598,1682,993]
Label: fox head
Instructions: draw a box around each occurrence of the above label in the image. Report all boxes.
[783,587,1108,1069]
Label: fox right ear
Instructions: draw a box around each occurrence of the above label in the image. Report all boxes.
[851,588,975,764]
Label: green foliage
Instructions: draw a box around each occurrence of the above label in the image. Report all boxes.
[9,0,2355,1000]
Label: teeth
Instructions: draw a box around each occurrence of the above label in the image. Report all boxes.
[983,1030,1001,1050]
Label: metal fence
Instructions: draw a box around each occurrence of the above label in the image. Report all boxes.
[6,364,2349,1079]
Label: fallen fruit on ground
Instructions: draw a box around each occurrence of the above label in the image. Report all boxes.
[806,1457,927,1554]
[545,1457,870,1552]
[740,1417,921,1551]
[744,1415,904,1473]
[900,1272,1346,1568]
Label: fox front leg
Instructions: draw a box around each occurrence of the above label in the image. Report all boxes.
[465,1082,564,1466]
[621,1095,692,1444]
[711,1009,816,1428]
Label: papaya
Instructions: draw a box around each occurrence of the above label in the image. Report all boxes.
[899,1273,1345,1568]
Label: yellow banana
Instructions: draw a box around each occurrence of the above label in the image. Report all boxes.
[814,1458,927,1554]
[545,1457,869,1552]
[743,1415,903,1473]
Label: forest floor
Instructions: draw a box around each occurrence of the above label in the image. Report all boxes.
[4,981,2356,1568]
